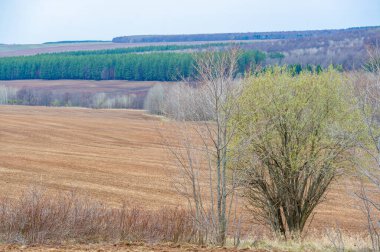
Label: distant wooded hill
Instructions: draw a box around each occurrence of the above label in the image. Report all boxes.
[111,26,380,69]
[112,26,380,43]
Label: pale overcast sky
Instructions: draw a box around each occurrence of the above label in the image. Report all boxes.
[0,0,379,44]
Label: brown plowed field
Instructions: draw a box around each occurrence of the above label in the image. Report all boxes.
[0,105,367,234]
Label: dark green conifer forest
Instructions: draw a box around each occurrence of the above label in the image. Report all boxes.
[0,45,270,81]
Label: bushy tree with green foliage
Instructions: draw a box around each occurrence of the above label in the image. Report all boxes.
[233,66,363,238]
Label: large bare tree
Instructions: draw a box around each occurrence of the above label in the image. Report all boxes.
[162,49,243,245]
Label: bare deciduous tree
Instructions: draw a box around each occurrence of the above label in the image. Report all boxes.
[144,84,165,115]
[162,49,243,245]
[0,85,18,104]
[353,45,380,251]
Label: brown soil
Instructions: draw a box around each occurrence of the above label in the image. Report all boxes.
[0,105,367,234]
[0,243,261,252]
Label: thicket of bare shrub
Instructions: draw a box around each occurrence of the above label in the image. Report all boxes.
[0,187,196,245]
[91,93,136,109]
[0,86,139,109]
[144,82,214,121]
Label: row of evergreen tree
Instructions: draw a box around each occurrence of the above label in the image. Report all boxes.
[0,50,268,81]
